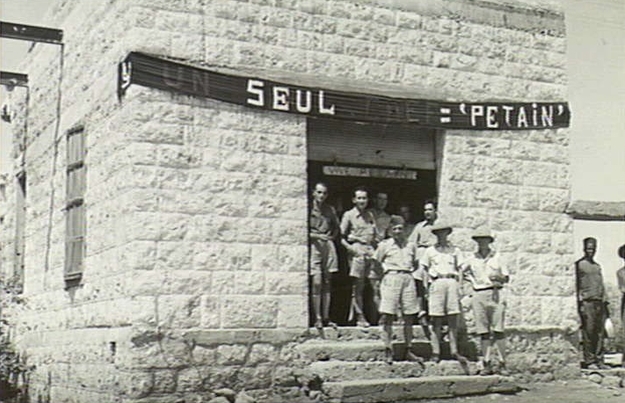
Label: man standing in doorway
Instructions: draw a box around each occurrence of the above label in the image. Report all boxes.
[462,227,510,375]
[575,237,610,370]
[408,199,439,337]
[373,215,422,364]
[309,182,340,330]
[420,221,467,367]
[340,186,377,327]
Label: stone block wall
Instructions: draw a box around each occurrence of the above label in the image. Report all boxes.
[1,1,160,402]
[0,0,576,401]
[442,128,576,330]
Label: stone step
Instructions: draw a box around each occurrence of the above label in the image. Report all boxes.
[310,359,481,382]
[296,338,477,362]
[308,325,429,342]
[322,375,520,403]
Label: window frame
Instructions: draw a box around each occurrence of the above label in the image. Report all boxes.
[64,124,86,286]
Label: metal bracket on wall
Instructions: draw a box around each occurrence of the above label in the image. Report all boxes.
[0,21,63,44]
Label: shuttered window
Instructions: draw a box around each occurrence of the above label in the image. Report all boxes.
[65,125,86,285]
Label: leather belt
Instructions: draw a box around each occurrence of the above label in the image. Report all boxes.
[433,273,458,280]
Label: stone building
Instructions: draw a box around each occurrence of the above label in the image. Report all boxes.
[1,0,579,402]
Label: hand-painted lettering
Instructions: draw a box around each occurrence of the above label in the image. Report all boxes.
[246,80,264,107]
[273,86,290,111]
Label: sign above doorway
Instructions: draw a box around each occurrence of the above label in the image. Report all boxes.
[118,52,570,130]
[323,166,419,180]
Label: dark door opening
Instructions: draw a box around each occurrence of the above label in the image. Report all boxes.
[307,160,437,326]
[306,118,438,327]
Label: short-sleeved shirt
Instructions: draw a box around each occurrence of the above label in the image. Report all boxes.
[340,207,376,246]
[373,238,417,273]
[309,202,339,239]
[408,220,437,260]
[575,258,605,302]
[420,244,461,278]
[462,252,507,290]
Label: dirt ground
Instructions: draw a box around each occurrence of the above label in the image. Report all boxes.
[416,380,624,403]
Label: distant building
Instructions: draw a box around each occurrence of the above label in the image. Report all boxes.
[1,1,580,401]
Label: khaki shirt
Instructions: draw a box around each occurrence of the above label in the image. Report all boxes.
[340,207,377,249]
[420,244,461,278]
[408,220,437,261]
[462,251,508,290]
[374,238,417,273]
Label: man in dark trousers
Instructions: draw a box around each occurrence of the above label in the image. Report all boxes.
[575,237,610,370]
[616,244,625,368]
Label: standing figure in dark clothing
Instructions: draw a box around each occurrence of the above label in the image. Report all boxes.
[575,237,610,370]
[616,244,625,368]
[309,182,340,330]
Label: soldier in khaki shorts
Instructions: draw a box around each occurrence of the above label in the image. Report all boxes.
[461,227,509,375]
[309,182,340,330]
[373,215,422,364]
[340,186,378,327]
[419,221,467,366]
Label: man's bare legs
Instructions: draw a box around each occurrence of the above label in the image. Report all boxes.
[351,277,370,327]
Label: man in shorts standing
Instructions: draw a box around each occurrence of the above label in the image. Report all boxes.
[340,186,377,327]
[462,227,509,375]
[309,182,340,330]
[373,215,422,364]
[420,221,467,366]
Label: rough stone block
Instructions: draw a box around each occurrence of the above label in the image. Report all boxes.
[537,188,569,213]
[152,369,178,393]
[474,157,520,185]
[221,296,279,328]
[247,343,278,365]
[234,271,265,294]
[157,294,202,329]
[277,296,308,328]
[265,271,306,295]
[216,344,249,365]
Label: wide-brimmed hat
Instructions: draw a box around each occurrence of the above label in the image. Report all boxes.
[472,226,494,241]
[430,221,453,233]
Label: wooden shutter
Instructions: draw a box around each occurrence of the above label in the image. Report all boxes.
[65,125,86,284]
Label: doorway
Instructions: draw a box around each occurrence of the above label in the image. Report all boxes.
[306,118,438,326]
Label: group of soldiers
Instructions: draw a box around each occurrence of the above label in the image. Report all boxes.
[309,182,509,373]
